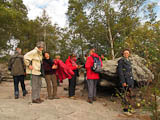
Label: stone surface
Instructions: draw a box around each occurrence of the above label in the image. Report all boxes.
[101,54,154,86]
[0,80,144,120]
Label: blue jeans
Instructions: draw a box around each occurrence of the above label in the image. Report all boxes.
[13,75,27,96]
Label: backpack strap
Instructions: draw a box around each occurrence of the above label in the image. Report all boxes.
[91,55,95,60]
[91,55,100,62]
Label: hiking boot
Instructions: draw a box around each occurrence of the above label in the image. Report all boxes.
[123,112,133,116]
[37,98,44,103]
[69,96,76,100]
[15,91,19,99]
[123,108,133,116]
[64,87,68,91]
[23,90,28,96]
[32,99,41,104]
[15,95,19,99]
[87,99,93,104]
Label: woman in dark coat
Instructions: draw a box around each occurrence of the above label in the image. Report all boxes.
[117,49,134,115]
[43,52,59,99]
[117,50,134,89]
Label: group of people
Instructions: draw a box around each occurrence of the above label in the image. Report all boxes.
[8,42,102,104]
[8,41,134,114]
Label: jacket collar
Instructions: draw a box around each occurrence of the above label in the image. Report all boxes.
[34,47,42,54]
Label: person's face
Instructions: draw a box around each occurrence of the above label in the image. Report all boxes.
[17,49,22,54]
[45,53,50,59]
[101,55,104,59]
[89,51,93,55]
[123,50,130,58]
[39,47,44,51]
[72,56,76,61]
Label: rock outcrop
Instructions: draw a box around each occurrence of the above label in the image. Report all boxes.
[100,54,154,87]
[0,63,13,82]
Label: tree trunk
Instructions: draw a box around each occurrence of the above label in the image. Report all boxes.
[44,27,47,51]
[108,25,115,60]
[106,0,115,60]
[80,33,84,57]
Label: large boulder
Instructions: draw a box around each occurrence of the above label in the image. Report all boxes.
[0,63,13,82]
[100,54,154,87]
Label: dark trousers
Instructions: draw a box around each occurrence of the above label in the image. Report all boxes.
[87,79,98,100]
[68,70,77,97]
[83,73,88,90]
[13,75,26,96]
[120,86,133,106]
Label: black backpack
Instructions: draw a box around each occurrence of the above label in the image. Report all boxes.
[91,56,102,73]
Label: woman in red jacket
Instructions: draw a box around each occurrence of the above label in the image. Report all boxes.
[65,54,79,99]
[54,55,74,83]
[85,48,102,103]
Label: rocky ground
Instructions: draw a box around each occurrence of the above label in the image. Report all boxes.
[0,78,151,120]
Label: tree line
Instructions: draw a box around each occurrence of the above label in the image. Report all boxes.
[0,0,160,72]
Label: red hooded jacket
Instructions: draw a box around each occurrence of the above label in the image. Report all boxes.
[85,53,103,80]
[54,59,74,83]
[65,56,78,71]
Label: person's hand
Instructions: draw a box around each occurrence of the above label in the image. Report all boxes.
[78,65,82,69]
[24,72,27,76]
[52,65,58,69]
[122,83,127,87]
[29,65,33,70]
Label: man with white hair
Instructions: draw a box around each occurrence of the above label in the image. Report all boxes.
[24,41,45,103]
[8,48,28,99]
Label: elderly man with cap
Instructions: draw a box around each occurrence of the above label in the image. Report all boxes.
[24,41,45,103]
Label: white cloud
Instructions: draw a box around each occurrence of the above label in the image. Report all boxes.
[23,0,69,27]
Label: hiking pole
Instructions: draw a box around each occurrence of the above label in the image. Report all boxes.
[30,70,32,86]
[29,69,32,104]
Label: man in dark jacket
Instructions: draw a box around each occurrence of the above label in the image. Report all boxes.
[117,49,134,115]
[8,48,27,99]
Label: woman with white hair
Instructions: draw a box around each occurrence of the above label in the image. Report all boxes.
[24,41,45,103]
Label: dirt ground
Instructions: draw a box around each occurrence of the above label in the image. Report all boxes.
[0,79,151,120]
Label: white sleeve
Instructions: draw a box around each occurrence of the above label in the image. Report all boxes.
[24,50,36,66]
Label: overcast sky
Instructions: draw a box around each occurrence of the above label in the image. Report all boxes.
[23,0,69,27]
[23,0,160,28]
